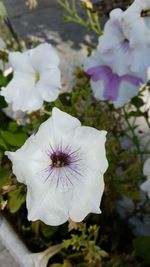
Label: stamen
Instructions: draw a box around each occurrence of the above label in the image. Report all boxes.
[43,143,83,191]
[35,71,40,83]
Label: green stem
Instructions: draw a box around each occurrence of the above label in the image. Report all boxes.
[123,107,143,160]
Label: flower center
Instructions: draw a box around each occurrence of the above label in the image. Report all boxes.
[51,151,70,168]
[141,9,150,17]
[34,71,40,83]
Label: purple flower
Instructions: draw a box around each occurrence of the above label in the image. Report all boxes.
[98,8,150,75]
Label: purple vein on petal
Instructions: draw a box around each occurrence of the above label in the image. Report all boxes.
[86,65,110,82]
[121,74,144,86]
[103,73,120,101]
[87,65,120,101]
[86,65,143,102]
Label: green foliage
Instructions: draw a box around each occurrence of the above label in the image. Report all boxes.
[133,236,150,265]
[0,167,10,187]
[8,184,26,213]
[63,224,108,266]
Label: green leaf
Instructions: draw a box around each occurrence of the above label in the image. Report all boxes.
[8,185,26,213]
[0,137,7,149]
[41,223,59,239]
[0,167,10,187]
[133,236,150,264]
[1,130,27,147]
[0,95,7,108]
[131,96,144,108]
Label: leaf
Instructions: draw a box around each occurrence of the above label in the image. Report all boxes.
[133,236,150,264]
[1,130,27,147]
[0,167,10,187]
[0,71,8,87]
[0,95,7,108]
[131,96,144,108]
[40,223,59,239]
[0,137,7,149]
[8,185,26,213]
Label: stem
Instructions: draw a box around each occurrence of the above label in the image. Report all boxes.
[123,107,143,160]
[4,17,22,51]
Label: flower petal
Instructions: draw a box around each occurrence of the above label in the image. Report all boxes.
[140,177,150,198]
[26,185,70,226]
[29,43,60,72]
[1,72,43,112]
[121,0,150,47]
[113,79,140,107]
[9,51,34,73]
[69,170,104,222]
[37,68,61,102]
[5,135,50,184]
[84,51,103,72]
[143,158,150,177]
[74,126,108,173]
[90,80,105,100]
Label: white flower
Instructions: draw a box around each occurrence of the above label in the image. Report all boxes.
[121,0,150,48]
[6,108,108,226]
[140,158,150,198]
[84,52,143,108]
[1,43,61,113]
[98,8,150,75]
[3,104,29,125]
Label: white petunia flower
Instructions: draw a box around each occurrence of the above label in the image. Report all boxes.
[98,8,150,75]
[140,158,150,198]
[1,43,61,113]
[121,0,150,48]
[6,108,108,226]
[84,51,143,108]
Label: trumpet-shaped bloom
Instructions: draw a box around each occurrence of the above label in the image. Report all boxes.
[140,158,150,198]
[6,108,108,226]
[98,8,150,75]
[84,53,143,107]
[121,0,150,48]
[1,43,61,113]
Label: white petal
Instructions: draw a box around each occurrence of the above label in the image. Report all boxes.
[140,177,150,199]
[29,43,60,72]
[32,108,81,149]
[121,0,150,47]
[143,158,150,177]
[5,135,49,184]
[37,68,61,102]
[1,72,43,112]
[69,170,104,222]
[83,51,103,72]
[27,185,70,226]
[98,9,124,52]
[113,79,140,107]
[74,126,108,173]
[91,80,105,100]
[51,108,81,141]
[9,51,34,73]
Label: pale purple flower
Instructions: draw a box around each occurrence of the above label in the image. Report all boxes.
[6,108,108,226]
[84,53,143,107]
[121,0,150,48]
[98,8,150,75]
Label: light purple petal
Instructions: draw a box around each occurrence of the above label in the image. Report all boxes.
[103,73,120,101]
[86,64,143,104]
[121,74,143,86]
